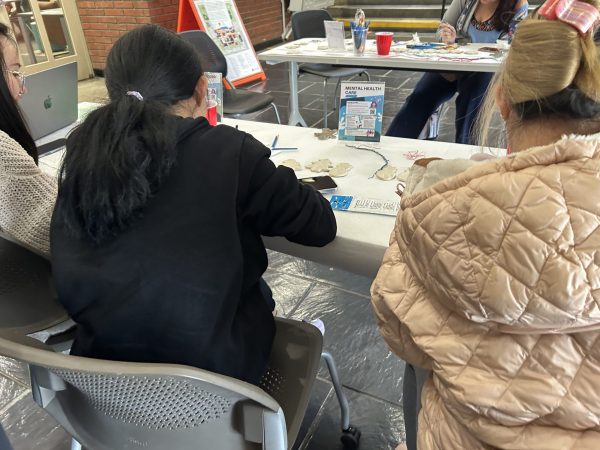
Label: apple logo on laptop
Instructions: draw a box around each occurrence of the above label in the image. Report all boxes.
[44,95,52,110]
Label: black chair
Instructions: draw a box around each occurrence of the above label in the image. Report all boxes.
[291,10,370,128]
[0,236,68,335]
[179,30,281,124]
[0,235,73,352]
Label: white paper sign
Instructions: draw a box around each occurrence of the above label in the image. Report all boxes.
[324,20,345,50]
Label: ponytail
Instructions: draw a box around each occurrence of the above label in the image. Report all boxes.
[57,97,178,244]
[476,2,600,147]
[55,24,204,244]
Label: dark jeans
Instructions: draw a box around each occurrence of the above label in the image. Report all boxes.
[403,364,431,450]
[386,72,494,144]
[0,424,12,450]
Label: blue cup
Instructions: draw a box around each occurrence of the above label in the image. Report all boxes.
[352,28,368,55]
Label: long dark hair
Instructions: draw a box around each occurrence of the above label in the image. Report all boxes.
[56,24,204,245]
[493,0,520,32]
[0,23,38,164]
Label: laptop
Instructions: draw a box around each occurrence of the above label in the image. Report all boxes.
[19,62,78,141]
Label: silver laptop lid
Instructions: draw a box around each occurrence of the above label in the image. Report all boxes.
[19,62,78,140]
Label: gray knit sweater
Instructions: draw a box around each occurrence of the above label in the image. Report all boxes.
[0,130,57,257]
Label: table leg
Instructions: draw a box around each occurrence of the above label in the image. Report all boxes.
[288,61,307,127]
[17,16,37,64]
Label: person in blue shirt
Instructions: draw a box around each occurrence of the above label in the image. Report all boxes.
[386,0,528,145]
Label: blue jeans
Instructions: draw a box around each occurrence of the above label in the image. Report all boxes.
[386,72,494,144]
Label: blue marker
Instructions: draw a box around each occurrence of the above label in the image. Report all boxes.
[271,135,279,148]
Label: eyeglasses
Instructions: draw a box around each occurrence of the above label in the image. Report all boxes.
[5,70,26,89]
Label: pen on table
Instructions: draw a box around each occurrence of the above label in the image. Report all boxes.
[271,147,299,157]
[271,134,279,148]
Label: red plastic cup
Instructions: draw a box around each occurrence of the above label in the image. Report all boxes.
[376,32,394,56]
[206,100,218,126]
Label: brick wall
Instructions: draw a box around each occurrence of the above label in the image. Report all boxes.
[236,0,283,45]
[77,1,178,70]
[76,0,283,71]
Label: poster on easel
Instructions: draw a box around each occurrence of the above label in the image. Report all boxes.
[177,0,267,86]
[338,81,385,142]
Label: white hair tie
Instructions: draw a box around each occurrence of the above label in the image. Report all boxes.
[126,91,143,101]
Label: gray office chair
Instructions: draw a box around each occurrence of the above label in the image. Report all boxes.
[0,235,71,338]
[179,30,281,124]
[291,10,370,128]
[0,317,360,449]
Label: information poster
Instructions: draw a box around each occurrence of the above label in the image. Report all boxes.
[338,81,385,142]
[193,0,263,84]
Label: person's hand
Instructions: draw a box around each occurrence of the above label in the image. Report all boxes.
[439,22,457,44]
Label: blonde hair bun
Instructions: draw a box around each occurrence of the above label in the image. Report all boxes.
[503,6,600,105]
[475,3,600,147]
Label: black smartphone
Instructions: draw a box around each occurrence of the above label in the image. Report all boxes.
[299,176,338,194]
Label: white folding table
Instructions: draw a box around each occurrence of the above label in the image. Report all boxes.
[39,106,482,278]
[257,38,505,127]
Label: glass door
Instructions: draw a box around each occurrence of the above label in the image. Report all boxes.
[0,0,93,80]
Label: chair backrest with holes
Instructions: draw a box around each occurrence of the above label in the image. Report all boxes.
[0,332,286,450]
[258,318,323,446]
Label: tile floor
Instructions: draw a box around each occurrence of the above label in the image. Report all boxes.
[0,60,497,450]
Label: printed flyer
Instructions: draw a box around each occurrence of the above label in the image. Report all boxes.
[205,72,223,119]
[338,81,385,142]
[193,0,263,83]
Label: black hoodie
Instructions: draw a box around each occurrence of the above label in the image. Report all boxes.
[51,117,336,384]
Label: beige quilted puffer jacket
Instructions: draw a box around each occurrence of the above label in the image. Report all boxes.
[372,134,600,449]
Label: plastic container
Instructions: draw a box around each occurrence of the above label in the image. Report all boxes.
[376,32,394,56]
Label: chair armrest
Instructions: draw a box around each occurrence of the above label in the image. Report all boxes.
[263,407,288,450]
